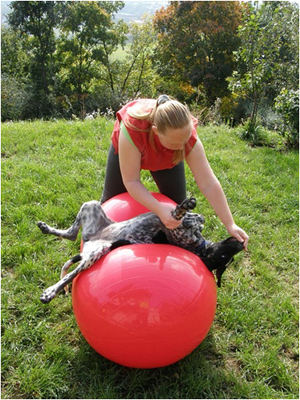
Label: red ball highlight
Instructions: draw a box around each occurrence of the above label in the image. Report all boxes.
[101,192,177,221]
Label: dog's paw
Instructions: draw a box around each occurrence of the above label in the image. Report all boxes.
[186,197,197,210]
[40,286,57,304]
[172,198,197,220]
[37,221,51,234]
[180,197,197,211]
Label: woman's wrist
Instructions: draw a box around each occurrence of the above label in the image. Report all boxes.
[225,222,249,250]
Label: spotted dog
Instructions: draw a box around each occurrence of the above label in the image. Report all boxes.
[38,197,244,303]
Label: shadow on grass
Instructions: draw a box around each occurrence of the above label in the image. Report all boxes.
[67,332,251,399]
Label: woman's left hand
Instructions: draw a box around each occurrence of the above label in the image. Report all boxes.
[226,223,249,251]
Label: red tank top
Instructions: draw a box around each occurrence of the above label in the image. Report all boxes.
[111,99,198,171]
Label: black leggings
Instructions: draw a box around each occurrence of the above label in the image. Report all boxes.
[100,144,186,204]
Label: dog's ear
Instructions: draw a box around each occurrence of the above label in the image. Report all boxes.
[215,265,227,287]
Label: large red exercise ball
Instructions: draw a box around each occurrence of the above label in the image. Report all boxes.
[72,244,217,368]
[102,192,176,221]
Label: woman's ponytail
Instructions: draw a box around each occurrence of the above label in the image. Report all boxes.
[157,94,170,106]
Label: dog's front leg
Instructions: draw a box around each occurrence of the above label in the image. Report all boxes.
[171,197,197,220]
[40,245,111,303]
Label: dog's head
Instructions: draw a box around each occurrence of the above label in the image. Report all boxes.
[198,237,244,287]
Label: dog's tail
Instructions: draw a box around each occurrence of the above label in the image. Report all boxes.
[60,254,82,294]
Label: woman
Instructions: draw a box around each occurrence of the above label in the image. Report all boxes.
[101,95,248,249]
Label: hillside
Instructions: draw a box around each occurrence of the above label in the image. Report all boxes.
[2,118,299,398]
[116,1,168,23]
[1,1,169,25]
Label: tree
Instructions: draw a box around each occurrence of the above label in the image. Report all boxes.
[153,1,243,104]
[228,1,299,133]
[121,15,156,97]
[275,89,299,147]
[7,1,64,117]
[1,25,29,79]
[57,1,126,118]
[1,26,29,120]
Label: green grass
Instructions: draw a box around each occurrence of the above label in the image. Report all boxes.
[110,43,131,61]
[2,119,299,399]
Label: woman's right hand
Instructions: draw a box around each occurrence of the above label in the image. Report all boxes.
[157,204,182,230]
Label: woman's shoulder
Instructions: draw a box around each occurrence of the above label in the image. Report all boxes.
[191,115,198,129]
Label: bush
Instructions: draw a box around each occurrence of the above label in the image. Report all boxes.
[238,118,283,148]
[275,89,299,148]
[1,74,60,121]
[1,74,27,121]
[85,84,138,117]
[256,99,283,131]
[192,98,223,126]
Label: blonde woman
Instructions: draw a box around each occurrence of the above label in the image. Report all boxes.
[101,95,248,249]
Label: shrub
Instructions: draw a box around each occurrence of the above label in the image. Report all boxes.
[1,74,27,121]
[275,89,299,148]
[192,98,223,126]
[238,118,283,148]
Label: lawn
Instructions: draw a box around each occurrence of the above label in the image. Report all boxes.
[1,118,299,399]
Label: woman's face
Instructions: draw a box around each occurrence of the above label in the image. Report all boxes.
[153,123,192,151]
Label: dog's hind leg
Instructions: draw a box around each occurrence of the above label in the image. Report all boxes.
[40,245,111,303]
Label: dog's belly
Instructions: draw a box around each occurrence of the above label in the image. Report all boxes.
[81,239,111,256]
[100,213,163,243]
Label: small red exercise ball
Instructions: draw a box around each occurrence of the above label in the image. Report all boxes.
[72,245,217,368]
[80,193,174,251]
[102,192,176,221]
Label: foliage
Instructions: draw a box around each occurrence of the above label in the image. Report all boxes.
[237,118,284,148]
[1,74,28,121]
[87,16,158,113]
[1,25,29,79]
[1,26,30,121]
[119,15,157,98]
[3,1,129,119]
[192,98,223,127]
[56,1,127,118]
[1,0,299,141]
[7,1,64,117]
[153,1,243,104]
[275,89,299,148]
[228,1,299,139]
[2,119,299,398]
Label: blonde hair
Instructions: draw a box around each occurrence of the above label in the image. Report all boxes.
[125,96,192,163]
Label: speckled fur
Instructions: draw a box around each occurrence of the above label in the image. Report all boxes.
[38,197,243,303]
